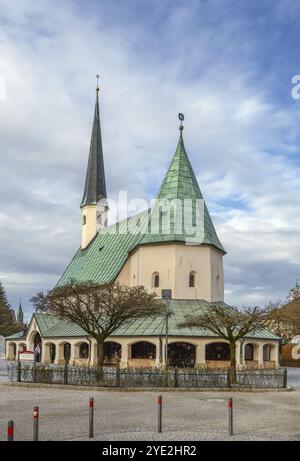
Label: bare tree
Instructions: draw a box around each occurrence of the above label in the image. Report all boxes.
[31,281,164,368]
[288,280,300,302]
[267,300,300,344]
[179,304,270,384]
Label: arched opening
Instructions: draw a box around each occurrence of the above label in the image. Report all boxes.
[263,344,271,361]
[189,271,196,288]
[63,343,71,362]
[152,272,160,288]
[82,214,86,225]
[104,342,121,365]
[131,342,156,359]
[49,343,56,363]
[205,342,230,361]
[18,343,27,353]
[7,342,17,360]
[217,275,220,293]
[245,343,254,361]
[79,342,89,359]
[33,332,42,362]
[168,342,196,368]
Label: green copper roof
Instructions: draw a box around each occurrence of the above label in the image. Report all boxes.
[7,302,280,341]
[58,132,224,287]
[58,211,148,286]
[5,330,26,340]
[139,135,225,251]
[157,135,203,201]
[81,90,107,207]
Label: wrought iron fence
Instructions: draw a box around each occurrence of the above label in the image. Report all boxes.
[7,362,287,389]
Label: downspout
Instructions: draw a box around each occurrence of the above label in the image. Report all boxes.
[240,339,245,368]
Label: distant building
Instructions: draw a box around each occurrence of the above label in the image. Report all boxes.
[5,85,280,368]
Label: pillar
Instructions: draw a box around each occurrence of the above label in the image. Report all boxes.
[196,342,205,366]
[258,343,264,367]
[120,342,128,368]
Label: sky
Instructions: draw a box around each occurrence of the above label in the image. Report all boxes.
[0,0,300,319]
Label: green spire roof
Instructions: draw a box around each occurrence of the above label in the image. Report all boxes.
[157,134,203,201]
[81,89,107,207]
[139,132,225,252]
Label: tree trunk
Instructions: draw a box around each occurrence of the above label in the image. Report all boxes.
[97,341,105,368]
[229,341,237,386]
[95,341,104,384]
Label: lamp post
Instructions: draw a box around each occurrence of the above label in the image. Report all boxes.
[161,289,172,368]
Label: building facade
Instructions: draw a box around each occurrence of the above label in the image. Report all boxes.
[5,85,280,368]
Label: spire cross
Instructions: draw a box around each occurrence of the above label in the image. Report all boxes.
[96,75,100,92]
[178,113,184,135]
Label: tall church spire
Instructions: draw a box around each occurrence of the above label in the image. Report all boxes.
[17,300,24,325]
[81,77,107,207]
[80,78,108,249]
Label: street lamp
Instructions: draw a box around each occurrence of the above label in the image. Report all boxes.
[161,289,172,368]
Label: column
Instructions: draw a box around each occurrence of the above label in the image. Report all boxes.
[236,341,243,368]
[258,343,264,367]
[120,342,129,368]
[196,342,205,366]
[70,343,76,365]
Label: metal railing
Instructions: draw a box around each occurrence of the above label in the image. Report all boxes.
[7,363,287,389]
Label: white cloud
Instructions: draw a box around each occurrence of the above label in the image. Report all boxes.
[0,0,299,317]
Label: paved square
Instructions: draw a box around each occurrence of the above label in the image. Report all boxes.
[0,382,300,441]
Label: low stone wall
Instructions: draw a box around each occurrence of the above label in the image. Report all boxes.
[206,360,230,369]
[128,358,156,368]
[245,360,259,369]
[263,360,276,369]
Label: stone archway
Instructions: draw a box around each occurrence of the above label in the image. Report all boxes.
[205,342,230,369]
[168,342,196,368]
[7,342,17,361]
[104,341,121,365]
[30,332,42,362]
[44,343,56,364]
[63,343,71,363]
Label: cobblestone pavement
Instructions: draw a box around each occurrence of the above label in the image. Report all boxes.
[1,383,300,441]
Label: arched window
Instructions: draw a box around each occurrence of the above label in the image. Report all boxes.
[152,272,160,288]
[82,215,86,225]
[63,343,71,362]
[104,342,121,364]
[217,275,220,292]
[189,271,196,287]
[263,344,271,361]
[205,342,230,361]
[245,344,254,361]
[131,342,156,359]
[79,343,89,359]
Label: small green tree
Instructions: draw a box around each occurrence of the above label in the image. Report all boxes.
[0,281,21,336]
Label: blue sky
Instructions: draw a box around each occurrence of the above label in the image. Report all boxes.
[0,0,300,318]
